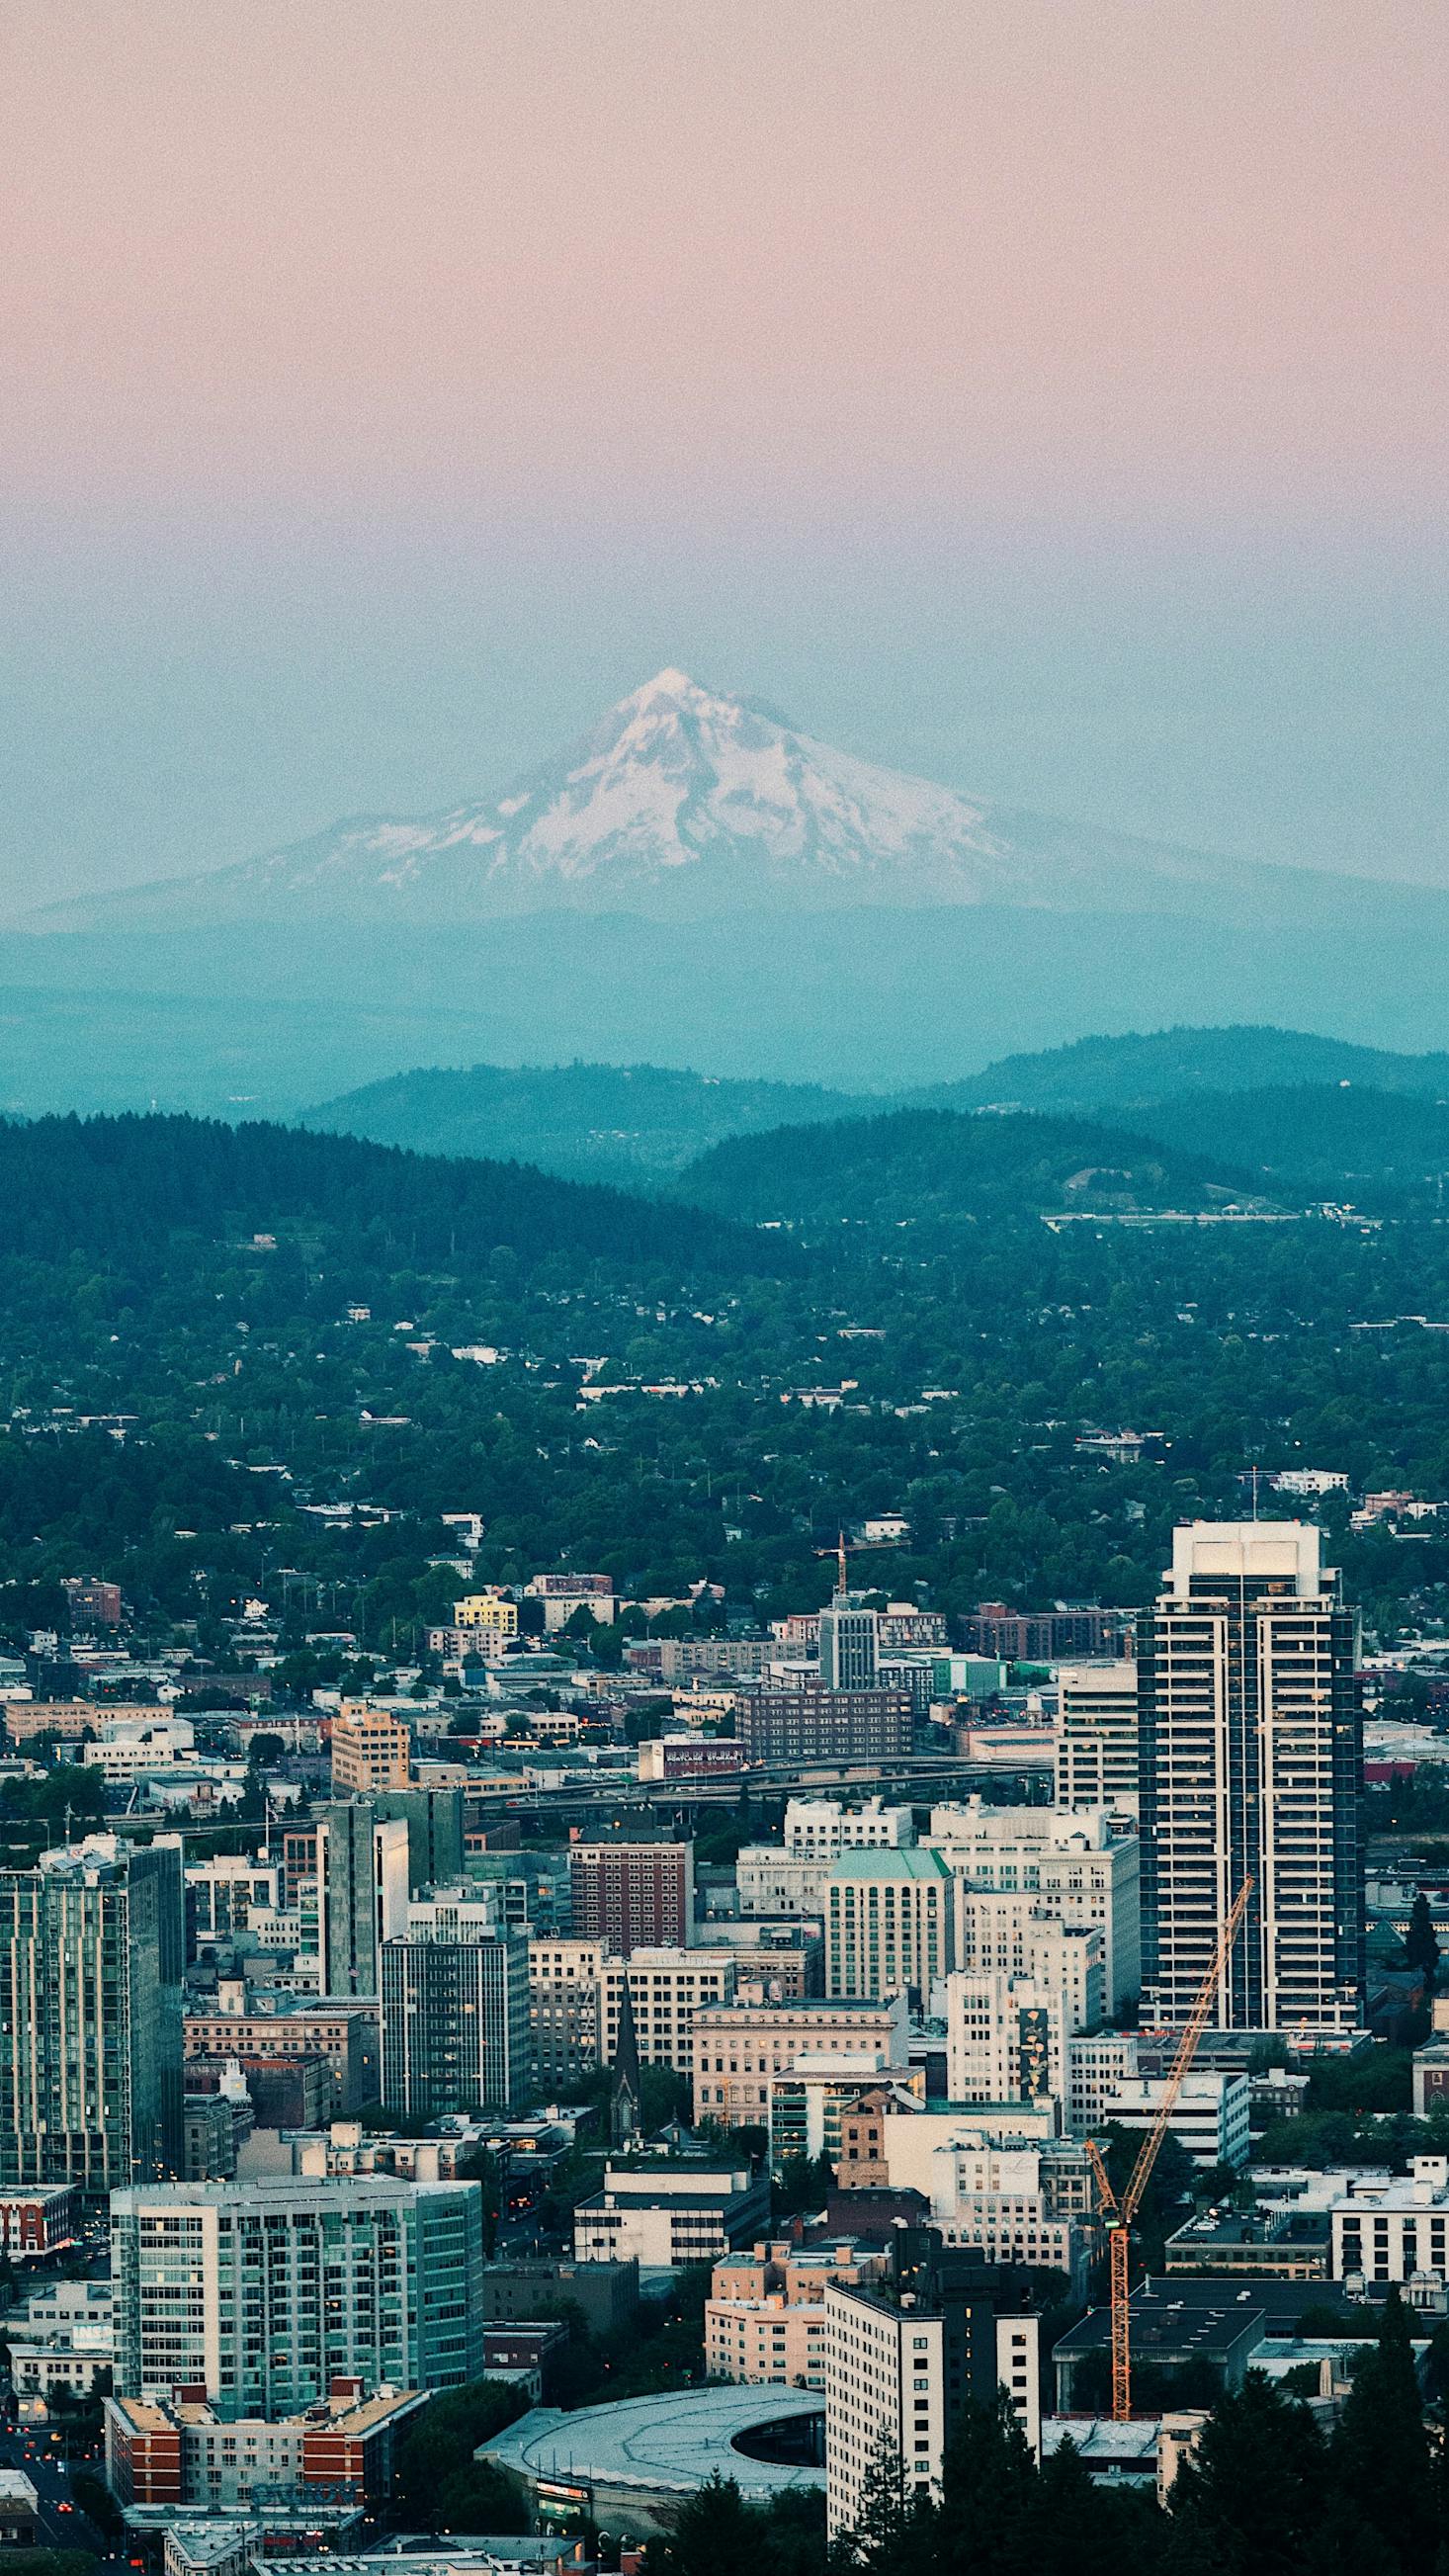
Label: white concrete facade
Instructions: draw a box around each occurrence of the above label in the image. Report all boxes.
[1054,1662,1140,1818]
[823,2285,945,2533]
[1139,1522,1362,2034]
[924,1801,1140,2012]
[784,1799,914,1856]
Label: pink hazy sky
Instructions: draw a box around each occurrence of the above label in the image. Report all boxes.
[2,0,1446,904]
[4,0,1445,528]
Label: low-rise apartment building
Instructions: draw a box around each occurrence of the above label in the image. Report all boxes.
[184,1999,380,2112]
[0,2187,81,2257]
[104,2384,427,2509]
[1104,2072,1251,2173]
[706,2297,825,2389]
[573,2161,770,2268]
[693,1997,909,2128]
[1331,2155,1449,2282]
[711,2237,885,2305]
[733,1688,914,1765]
[706,2236,887,2391]
[330,1704,413,1794]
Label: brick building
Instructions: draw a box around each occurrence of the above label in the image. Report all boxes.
[567,1842,694,1953]
[104,2383,426,2508]
[732,1686,913,1764]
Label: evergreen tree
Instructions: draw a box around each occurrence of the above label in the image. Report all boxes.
[654,2473,764,2576]
[931,2393,1039,2576]
[829,2435,934,2576]
[1329,2284,1435,2575]
[1405,1890,1441,1991]
[1031,2435,1124,2576]
[1168,2374,1328,2576]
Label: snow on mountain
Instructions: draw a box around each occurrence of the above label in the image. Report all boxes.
[24,669,1293,929]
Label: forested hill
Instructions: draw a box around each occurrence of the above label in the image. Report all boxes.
[301,1059,873,1184]
[925,1023,1449,1114]
[1113,1085,1449,1202]
[676,1105,1251,1229]
[301,1029,1449,1198]
[0,1113,757,1273]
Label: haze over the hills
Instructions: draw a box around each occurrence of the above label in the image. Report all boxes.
[303,1060,875,1186]
[11,682,1449,1099]
[25,671,1389,934]
[303,1029,1449,1204]
[925,1026,1449,1114]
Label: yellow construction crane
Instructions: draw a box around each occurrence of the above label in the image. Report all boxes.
[1083,1875,1253,2421]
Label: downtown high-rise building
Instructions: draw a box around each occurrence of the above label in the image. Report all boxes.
[381,1895,530,2115]
[823,2258,1039,2535]
[824,1847,955,2003]
[111,2175,486,2414]
[315,1787,467,1997]
[315,1804,410,1997]
[1139,1521,1363,2034]
[567,1841,694,1954]
[818,1594,879,1691]
[0,1836,184,2191]
[1054,1660,1141,1817]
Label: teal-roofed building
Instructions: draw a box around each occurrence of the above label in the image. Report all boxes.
[825,1846,954,2006]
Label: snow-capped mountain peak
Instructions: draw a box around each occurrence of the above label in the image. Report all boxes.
[24,670,1274,930]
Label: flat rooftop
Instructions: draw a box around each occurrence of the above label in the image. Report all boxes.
[480,2387,824,2503]
[271,2552,570,2576]
[1042,2419,1157,2470]
[111,2176,473,2209]
[1055,2274,1329,2362]
[1061,2273,1329,2334]
[1167,2211,1329,2249]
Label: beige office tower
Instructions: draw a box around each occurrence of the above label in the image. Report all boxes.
[1055,1660,1140,1816]
[824,2285,946,2531]
[1139,1522,1363,2034]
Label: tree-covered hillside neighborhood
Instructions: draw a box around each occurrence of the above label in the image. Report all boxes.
[4,1064,1449,2576]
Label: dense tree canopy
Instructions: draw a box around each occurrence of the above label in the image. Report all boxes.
[3,1110,1449,1654]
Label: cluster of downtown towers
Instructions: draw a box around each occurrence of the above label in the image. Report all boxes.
[0,1517,1364,2200]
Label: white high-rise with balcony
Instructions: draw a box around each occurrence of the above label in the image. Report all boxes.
[1055,1661,1140,1817]
[1139,1522,1363,2033]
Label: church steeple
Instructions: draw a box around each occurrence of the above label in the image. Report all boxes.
[609,1974,642,2147]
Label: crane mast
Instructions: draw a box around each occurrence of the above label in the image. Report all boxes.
[1084,1875,1253,2421]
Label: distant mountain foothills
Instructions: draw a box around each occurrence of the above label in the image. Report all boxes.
[10,1101,1449,1662]
[674,1104,1251,1231]
[1111,1087,1449,1204]
[925,1023,1449,1112]
[13,665,1449,1094]
[0,1112,751,1277]
[300,1028,1449,1207]
[301,1060,875,1185]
